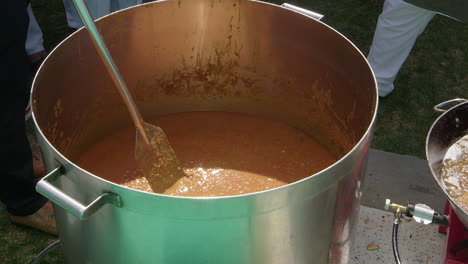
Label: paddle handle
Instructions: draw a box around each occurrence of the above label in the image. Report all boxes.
[71,0,150,144]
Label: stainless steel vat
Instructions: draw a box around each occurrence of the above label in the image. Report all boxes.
[31,0,378,263]
[426,99,468,227]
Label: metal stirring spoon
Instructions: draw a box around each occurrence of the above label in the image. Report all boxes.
[71,0,184,193]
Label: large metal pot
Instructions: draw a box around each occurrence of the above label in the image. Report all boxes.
[32,0,377,263]
[426,99,468,226]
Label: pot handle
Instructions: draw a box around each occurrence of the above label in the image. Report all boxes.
[36,167,122,220]
[281,3,324,21]
[434,98,467,113]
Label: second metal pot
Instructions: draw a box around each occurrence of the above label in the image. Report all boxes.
[426,99,468,226]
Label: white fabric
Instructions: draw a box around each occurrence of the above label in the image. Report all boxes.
[25,4,45,55]
[367,0,436,97]
[63,0,143,29]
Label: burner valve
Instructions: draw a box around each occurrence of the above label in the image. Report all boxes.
[385,199,449,226]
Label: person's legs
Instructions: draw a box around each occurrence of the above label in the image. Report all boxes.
[367,0,435,97]
[25,4,45,56]
[62,0,111,29]
[63,0,143,28]
[114,0,143,11]
[62,0,83,29]
[25,3,47,74]
[0,111,47,216]
[0,1,55,235]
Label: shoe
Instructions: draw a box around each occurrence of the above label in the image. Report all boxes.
[8,201,57,235]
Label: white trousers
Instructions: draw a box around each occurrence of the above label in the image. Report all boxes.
[63,0,143,29]
[367,0,435,97]
[26,4,45,56]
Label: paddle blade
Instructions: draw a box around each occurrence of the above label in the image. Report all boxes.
[135,123,184,193]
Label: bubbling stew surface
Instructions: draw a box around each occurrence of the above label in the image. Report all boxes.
[77,111,338,197]
[442,135,468,211]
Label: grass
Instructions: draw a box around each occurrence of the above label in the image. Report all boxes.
[0,209,62,263]
[1,0,466,263]
[373,16,467,156]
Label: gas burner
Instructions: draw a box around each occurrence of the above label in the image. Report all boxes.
[439,201,468,264]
